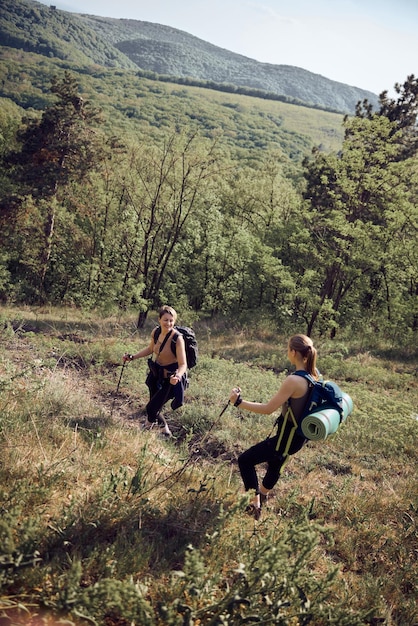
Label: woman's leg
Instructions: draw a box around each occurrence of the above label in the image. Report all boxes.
[260,429,307,495]
[262,453,289,491]
[146,381,175,433]
[238,436,279,491]
[238,437,280,518]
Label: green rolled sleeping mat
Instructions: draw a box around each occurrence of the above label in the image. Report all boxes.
[300,392,353,441]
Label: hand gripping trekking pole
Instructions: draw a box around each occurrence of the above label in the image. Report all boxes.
[218,386,241,419]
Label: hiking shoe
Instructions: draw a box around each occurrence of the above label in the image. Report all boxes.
[245,504,262,521]
[259,493,268,506]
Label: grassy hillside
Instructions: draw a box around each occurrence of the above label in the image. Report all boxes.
[0,46,345,160]
[79,13,379,114]
[0,0,380,114]
[1,306,417,625]
[0,0,137,69]
[0,0,352,163]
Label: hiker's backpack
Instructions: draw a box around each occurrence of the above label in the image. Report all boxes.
[154,325,198,369]
[293,370,344,423]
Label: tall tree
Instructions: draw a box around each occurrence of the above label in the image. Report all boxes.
[300,113,417,336]
[355,74,418,159]
[107,130,225,327]
[211,156,302,317]
[3,71,105,300]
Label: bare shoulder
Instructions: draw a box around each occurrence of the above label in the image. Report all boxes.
[286,373,310,398]
[174,330,185,344]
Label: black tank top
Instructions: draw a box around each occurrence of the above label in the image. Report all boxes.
[283,373,310,421]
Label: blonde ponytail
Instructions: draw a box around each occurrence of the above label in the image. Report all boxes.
[288,334,318,378]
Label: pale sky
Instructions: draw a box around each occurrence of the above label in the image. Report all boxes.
[37,0,418,97]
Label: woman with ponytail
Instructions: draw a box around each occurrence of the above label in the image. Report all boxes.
[229,334,318,520]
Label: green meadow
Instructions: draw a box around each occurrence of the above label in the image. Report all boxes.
[1,306,416,625]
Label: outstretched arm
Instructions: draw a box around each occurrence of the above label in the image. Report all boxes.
[123,330,155,362]
[229,376,300,414]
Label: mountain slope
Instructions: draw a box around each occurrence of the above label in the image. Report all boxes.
[0,0,137,70]
[81,14,379,114]
[0,0,379,114]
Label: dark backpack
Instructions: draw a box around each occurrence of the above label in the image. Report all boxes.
[293,371,344,423]
[154,325,198,369]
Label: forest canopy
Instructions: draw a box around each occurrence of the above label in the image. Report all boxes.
[0,69,417,339]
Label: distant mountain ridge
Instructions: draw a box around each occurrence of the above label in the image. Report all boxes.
[80,14,379,113]
[1,0,379,114]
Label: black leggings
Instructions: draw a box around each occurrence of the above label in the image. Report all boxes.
[238,420,306,492]
[145,374,176,424]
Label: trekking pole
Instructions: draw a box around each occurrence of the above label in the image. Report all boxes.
[142,397,233,495]
[111,360,127,417]
[218,400,230,418]
[218,385,240,419]
[198,398,231,448]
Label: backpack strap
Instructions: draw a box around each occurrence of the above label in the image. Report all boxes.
[294,370,344,422]
[291,370,316,385]
[291,369,322,385]
[275,404,299,453]
[153,326,173,355]
[170,331,179,354]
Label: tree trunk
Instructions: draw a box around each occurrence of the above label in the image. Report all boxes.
[137,310,148,329]
[39,202,56,301]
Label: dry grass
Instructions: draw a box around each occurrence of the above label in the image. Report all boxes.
[0,305,417,625]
